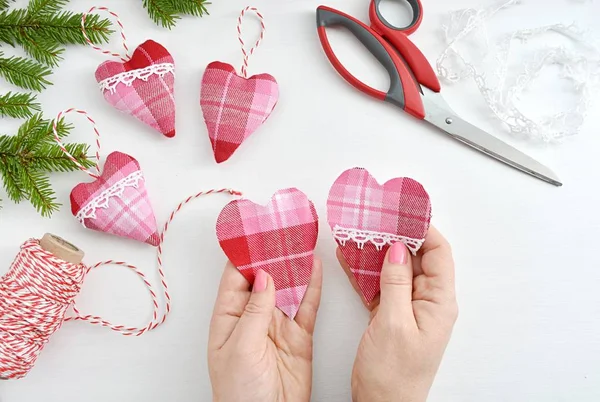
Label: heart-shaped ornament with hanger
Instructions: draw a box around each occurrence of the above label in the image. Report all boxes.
[216,188,318,319]
[200,7,279,163]
[327,168,432,304]
[53,109,159,246]
[83,8,176,138]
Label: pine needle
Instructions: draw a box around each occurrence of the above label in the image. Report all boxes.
[0,91,40,118]
[143,0,210,29]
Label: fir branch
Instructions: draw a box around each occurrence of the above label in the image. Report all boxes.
[0,6,112,66]
[143,0,179,29]
[0,52,52,90]
[0,114,93,216]
[169,0,210,17]
[0,91,40,118]
[143,0,210,29]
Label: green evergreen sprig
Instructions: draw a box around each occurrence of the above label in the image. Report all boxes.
[0,114,93,216]
[142,0,209,29]
[0,0,113,67]
[0,91,40,118]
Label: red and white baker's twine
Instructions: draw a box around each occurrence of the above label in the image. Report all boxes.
[238,7,266,78]
[0,190,241,379]
[81,6,130,62]
[53,108,102,179]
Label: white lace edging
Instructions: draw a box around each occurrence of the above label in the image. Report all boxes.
[76,170,144,225]
[332,226,424,255]
[99,63,175,93]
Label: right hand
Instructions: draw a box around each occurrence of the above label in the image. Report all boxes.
[337,226,458,402]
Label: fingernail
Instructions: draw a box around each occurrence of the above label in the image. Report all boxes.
[253,269,268,293]
[389,242,408,265]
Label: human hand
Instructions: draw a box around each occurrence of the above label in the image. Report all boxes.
[338,227,458,402]
[208,259,323,402]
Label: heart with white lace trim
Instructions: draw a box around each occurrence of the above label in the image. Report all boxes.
[327,168,432,304]
[95,40,176,138]
[70,151,159,246]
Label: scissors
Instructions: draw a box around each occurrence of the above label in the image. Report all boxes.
[315,1,562,187]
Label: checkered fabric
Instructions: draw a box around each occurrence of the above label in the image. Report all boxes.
[327,168,432,304]
[216,188,318,319]
[70,152,160,246]
[96,40,176,138]
[201,61,279,163]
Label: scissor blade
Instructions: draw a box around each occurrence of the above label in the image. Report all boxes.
[421,90,562,187]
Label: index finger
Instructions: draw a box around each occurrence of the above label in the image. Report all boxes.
[419,226,455,286]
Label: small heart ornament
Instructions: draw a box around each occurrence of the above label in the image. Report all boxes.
[70,151,160,246]
[201,61,279,163]
[216,188,318,319]
[95,40,176,138]
[327,168,432,304]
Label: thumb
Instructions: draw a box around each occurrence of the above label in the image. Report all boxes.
[378,242,416,322]
[232,269,276,345]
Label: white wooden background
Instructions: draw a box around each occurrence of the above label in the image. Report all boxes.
[1,0,600,401]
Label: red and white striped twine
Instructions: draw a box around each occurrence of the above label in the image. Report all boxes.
[81,6,130,62]
[53,108,102,179]
[237,6,266,78]
[0,190,241,379]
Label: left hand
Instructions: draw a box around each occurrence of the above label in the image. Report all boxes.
[208,259,323,402]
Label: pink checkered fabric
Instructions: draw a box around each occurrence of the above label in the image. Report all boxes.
[201,61,279,163]
[327,168,432,304]
[70,151,159,246]
[216,188,318,319]
[95,40,176,138]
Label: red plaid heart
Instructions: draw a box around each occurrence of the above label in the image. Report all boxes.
[70,151,160,246]
[95,40,176,138]
[327,168,432,304]
[201,61,279,163]
[216,188,318,319]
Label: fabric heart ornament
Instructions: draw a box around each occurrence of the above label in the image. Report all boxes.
[95,40,176,138]
[200,61,279,163]
[327,168,432,304]
[70,151,160,246]
[216,188,318,319]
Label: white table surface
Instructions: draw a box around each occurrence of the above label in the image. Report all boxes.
[2,0,600,401]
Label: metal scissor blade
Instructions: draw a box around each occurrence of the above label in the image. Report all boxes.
[421,90,562,187]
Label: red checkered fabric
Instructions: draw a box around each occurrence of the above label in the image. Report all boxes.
[70,151,159,246]
[216,188,318,319]
[96,40,176,138]
[201,61,279,163]
[327,168,432,304]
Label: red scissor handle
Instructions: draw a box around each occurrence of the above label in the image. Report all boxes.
[369,0,440,93]
[316,5,425,120]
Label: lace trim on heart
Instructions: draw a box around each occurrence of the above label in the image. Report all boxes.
[332,225,424,254]
[99,63,175,93]
[76,170,144,225]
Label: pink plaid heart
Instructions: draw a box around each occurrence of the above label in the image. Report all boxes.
[216,188,318,319]
[201,61,279,163]
[327,168,432,304]
[96,40,176,138]
[70,151,160,246]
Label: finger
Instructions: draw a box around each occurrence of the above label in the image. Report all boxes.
[295,257,323,334]
[208,262,251,351]
[231,269,276,347]
[336,248,378,311]
[419,226,455,291]
[378,242,417,326]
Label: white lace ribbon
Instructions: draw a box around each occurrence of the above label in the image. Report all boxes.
[76,170,144,225]
[332,226,424,255]
[436,0,600,142]
[99,63,175,93]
